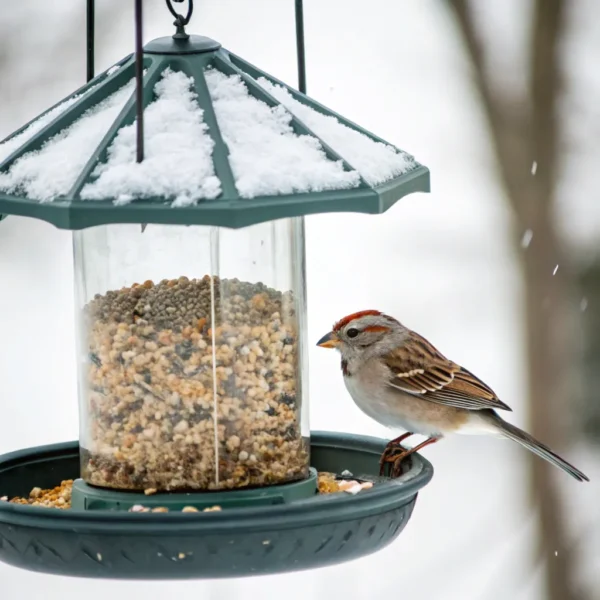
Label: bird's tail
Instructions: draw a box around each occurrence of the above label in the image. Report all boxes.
[483,412,589,482]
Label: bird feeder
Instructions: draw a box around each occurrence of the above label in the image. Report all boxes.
[0,0,433,580]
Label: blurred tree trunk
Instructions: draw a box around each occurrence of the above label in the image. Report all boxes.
[448,2,586,599]
[578,258,600,442]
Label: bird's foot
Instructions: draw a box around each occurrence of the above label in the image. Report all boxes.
[379,443,409,477]
[390,451,411,478]
[381,436,440,478]
[378,432,415,477]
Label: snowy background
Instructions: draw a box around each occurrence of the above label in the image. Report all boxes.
[0,1,599,599]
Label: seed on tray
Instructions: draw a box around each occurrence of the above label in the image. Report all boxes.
[2,481,74,509]
[1,473,376,510]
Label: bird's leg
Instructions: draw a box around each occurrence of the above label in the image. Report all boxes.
[389,437,439,478]
[389,431,415,446]
[379,432,415,476]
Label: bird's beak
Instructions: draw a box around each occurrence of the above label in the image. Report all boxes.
[316,331,340,348]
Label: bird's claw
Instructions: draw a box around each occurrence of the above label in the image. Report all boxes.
[379,442,410,477]
[390,452,410,478]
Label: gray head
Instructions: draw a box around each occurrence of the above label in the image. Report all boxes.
[316,310,409,363]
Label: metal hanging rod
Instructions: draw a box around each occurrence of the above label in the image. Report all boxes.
[86,0,95,82]
[294,0,307,94]
[134,0,144,164]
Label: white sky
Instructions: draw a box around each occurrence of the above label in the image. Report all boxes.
[0,1,598,599]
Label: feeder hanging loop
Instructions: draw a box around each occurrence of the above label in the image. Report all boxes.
[166,0,194,40]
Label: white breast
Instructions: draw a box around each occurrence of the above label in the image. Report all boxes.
[343,370,443,437]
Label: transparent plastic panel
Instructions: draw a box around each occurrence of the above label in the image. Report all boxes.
[73,219,309,492]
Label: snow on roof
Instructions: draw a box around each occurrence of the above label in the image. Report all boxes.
[257,77,417,186]
[81,68,221,206]
[0,79,133,202]
[0,83,97,166]
[205,68,360,198]
[0,63,418,206]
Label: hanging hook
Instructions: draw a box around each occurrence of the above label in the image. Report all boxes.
[165,0,194,40]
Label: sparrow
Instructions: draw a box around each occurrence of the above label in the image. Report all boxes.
[316,310,589,482]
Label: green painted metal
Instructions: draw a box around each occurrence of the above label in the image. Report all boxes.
[188,59,238,199]
[0,39,430,231]
[0,432,433,579]
[144,34,221,55]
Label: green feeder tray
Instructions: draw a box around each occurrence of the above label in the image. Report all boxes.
[0,432,433,580]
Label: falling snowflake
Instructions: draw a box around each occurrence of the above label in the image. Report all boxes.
[521,229,533,248]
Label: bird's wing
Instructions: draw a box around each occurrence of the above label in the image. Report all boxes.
[384,331,512,412]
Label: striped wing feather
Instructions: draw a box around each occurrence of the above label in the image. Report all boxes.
[385,332,512,412]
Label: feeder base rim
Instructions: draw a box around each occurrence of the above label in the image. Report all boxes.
[71,469,318,511]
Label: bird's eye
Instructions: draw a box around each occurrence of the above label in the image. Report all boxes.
[346,328,359,338]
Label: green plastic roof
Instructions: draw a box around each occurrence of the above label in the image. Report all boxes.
[0,35,430,230]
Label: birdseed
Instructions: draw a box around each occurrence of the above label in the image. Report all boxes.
[3,480,73,509]
[2,474,359,510]
[78,275,308,492]
[317,472,374,495]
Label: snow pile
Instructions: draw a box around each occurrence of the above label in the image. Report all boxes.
[0,79,134,202]
[257,77,417,186]
[0,84,97,166]
[81,68,220,206]
[205,68,360,198]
